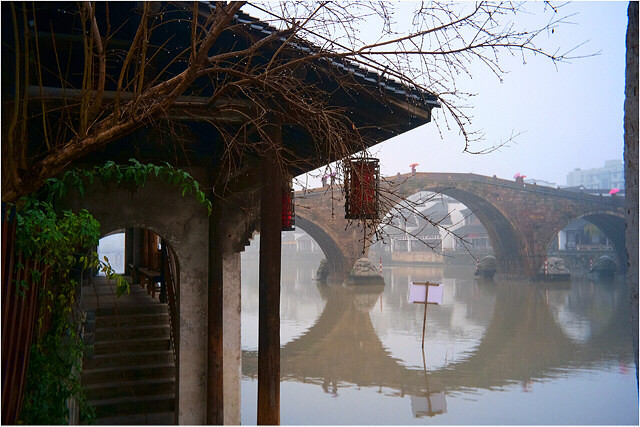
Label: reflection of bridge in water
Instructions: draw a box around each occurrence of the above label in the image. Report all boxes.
[242,278,631,404]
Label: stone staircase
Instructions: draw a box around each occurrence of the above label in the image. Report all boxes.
[81,276,175,424]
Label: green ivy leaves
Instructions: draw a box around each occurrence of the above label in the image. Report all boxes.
[100,255,130,297]
[39,159,212,215]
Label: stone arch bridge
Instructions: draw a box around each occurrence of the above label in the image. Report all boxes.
[295,172,626,277]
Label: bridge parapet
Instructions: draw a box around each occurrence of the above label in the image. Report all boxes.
[389,172,624,207]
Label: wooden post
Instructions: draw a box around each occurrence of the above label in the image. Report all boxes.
[207,208,224,424]
[421,285,429,349]
[258,124,282,425]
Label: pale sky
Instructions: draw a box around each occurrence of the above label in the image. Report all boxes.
[289,1,629,188]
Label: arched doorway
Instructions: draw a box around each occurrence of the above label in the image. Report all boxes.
[82,227,180,424]
[62,175,211,424]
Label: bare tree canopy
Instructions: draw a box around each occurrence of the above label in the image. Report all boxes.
[2,1,582,204]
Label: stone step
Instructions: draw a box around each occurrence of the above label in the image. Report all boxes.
[84,350,174,370]
[93,410,174,425]
[89,284,147,294]
[81,274,175,423]
[89,393,175,419]
[96,312,170,328]
[95,304,168,317]
[84,377,175,400]
[82,362,175,385]
[93,336,171,354]
[94,324,170,341]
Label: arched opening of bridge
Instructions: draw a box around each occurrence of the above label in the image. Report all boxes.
[286,216,349,275]
[369,191,493,267]
[546,214,626,276]
[82,227,179,424]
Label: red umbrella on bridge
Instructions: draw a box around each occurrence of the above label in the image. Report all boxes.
[609,188,620,195]
[410,163,419,173]
[513,172,526,179]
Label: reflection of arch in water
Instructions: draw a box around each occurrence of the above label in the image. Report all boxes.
[243,278,631,401]
[372,268,497,371]
[547,279,627,344]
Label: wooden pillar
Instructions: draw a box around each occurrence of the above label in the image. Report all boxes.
[257,124,282,425]
[207,209,224,424]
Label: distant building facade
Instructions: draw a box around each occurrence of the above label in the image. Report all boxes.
[555,218,613,251]
[566,159,624,190]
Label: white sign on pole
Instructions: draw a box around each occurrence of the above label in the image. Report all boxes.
[408,282,444,305]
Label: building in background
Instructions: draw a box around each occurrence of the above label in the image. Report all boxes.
[566,159,624,190]
[452,209,493,251]
[555,218,613,251]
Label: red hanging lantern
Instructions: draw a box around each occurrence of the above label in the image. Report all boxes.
[282,187,295,231]
[344,157,380,220]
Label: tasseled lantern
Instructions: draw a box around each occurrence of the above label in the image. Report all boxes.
[344,157,380,220]
[282,186,295,231]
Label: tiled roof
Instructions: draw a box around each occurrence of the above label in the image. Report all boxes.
[199,2,440,110]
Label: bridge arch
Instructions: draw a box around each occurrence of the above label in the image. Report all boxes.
[295,215,347,274]
[388,186,529,275]
[546,210,626,272]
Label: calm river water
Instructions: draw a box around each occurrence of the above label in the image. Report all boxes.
[240,250,637,425]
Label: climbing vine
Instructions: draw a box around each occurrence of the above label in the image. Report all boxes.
[14,159,211,424]
[17,201,102,424]
[42,158,212,215]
